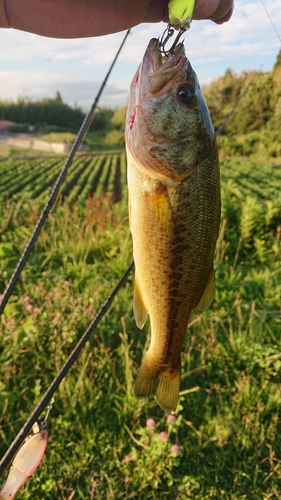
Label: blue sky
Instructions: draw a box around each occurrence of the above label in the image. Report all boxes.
[0,0,280,111]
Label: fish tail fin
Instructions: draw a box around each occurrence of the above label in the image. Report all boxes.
[134,353,180,414]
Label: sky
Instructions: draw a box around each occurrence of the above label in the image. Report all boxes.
[0,0,281,111]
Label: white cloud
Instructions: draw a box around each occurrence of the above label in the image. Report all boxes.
[0,69,128,109]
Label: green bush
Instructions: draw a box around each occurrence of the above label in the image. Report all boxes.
[105,129,125,146]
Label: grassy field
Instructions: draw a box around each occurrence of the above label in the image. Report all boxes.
[0,155,281,499]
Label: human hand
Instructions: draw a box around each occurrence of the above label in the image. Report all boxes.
[0,0,234,38]
[193,0,233,25]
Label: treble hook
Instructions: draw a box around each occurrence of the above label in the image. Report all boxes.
[156,24,186,56]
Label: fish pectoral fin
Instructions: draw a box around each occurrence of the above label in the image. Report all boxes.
[147,185,173,232]
[133,275,148,329]
[134,353,180,414]
[193,266,216,316]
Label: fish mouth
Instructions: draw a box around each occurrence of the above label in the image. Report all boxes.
[139,38,187,96]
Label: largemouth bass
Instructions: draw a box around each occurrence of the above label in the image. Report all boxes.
[125,38,220,414]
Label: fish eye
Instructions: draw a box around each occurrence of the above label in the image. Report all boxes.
[178,85,196,105]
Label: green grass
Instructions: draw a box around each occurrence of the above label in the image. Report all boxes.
[0,157,281,498]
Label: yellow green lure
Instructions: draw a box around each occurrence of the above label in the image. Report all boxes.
[168,0,195,29]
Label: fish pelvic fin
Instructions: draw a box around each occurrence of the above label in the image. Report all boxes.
[134,353,180,414]
[133,274,148,329]
[193,266,216,316]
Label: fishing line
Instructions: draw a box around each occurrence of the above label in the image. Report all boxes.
[260,0,281,44]
[0,28,131,317]
[0,261,134,476]
[216,65,263,136]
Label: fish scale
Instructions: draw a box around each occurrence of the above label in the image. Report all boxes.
[126,39,220,413]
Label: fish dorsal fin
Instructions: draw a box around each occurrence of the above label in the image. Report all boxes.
[133,274,148,329]
[193,266,216,316]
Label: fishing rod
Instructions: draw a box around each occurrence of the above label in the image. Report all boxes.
[0,28,131,317]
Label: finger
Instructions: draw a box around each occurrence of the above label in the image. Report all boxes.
[193,0,234,23]
[212,4,233,24]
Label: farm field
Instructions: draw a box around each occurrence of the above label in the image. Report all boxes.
[0,153,127,205]
[0,154,281,499]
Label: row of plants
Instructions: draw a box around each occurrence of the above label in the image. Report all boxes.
[0,153,128,204]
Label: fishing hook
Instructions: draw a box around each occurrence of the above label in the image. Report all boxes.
[156,24,186,56]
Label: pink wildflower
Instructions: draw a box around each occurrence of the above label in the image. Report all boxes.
[167,414,176,423]
[49,291,55,297]
[23,296,30,302]
[26,304,32,311]
[53,316,59,322]
[64,280,70,286]
[33,307,39,313]
[146,418,156,428]
[170,444,180,453]
[159,431,168,441]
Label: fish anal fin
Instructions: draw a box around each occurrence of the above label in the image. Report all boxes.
[133,275,148,329]
[134,353,180,414]
[193,266,216,316]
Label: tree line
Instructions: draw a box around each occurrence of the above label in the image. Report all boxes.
[0,90,125,144]
[0,92,84,132]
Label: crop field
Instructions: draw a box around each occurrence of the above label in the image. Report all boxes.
[0,153,127,205]
[0,154,281,499]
